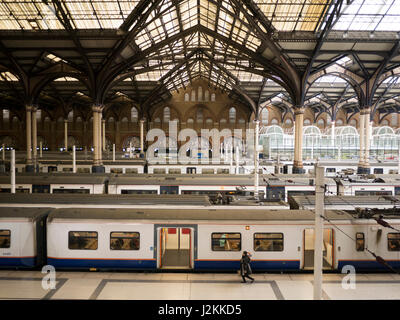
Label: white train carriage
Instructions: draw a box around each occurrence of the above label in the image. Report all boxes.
[337,176,399,196]
[107,174,337,200]
[0,174,107,194]
[44,208,400,272]
[0,208,49,268]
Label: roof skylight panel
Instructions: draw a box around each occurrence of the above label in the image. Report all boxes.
[0,72,18,82]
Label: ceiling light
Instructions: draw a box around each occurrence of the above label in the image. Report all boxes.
[343,31,348,39]
[369,31,375,39]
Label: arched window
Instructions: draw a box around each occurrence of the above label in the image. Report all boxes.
[36,109,42,121]
[154,117,161,123]
[163,107,170,122]
[261,108,268,125]
[204,90,210,102]
[3,109,9,121]
[184,93,189,102]
[381,119,389,126]
[206,118,213,125]
[191,90,196,102]
[131,107,138,122]
[317,119,325,127]
[220,118,227,124]
[349,119,357,127]
[336,119,343,126]
[271,118,279,125]
[229,107,236,124]
[211,93,216,102]
[196,108,203,123]
[238,118,245,124]
[198,86,203,101]
[304,119,311,126]
[285,118,293,126]
[12,116,19,130]
[67,110,73,121]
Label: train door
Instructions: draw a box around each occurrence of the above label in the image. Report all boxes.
[156,227,194,269]
[302,228,335,270]
[160,186,179,194]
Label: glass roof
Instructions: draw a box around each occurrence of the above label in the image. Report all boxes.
[0,0,332,32]
[333,0,400,32]
[0,0,140,30]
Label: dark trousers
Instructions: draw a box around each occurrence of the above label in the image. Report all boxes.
[241,273,254,282]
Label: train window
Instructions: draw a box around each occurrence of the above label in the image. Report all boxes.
[126,168,138,174]
[68,231,98,250]
[211,233,241,251]
[0,230,10,248]
[121,190,157,194]
[168,169,181,174]
[110,232,140,250]
[254,233,283,251]
[373,168,384,174]
[326,168,336,173]
[356,233,365,251]
[111,168,123,174]
[388,233,400,251]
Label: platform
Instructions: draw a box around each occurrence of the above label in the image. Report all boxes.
[0,270,399,300]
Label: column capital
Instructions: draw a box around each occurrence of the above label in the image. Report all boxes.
[360,107,371,115]
[25,105,33,112]
[294,107,305,115]
[92,105,104,113]
[140,119,145,124]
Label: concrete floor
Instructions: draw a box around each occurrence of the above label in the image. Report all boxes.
[0,270,399,300]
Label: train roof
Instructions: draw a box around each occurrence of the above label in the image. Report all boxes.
[0,173,108,184]
[289,195,400,210]
[47,208,350,222]
[108,174,336,186]
[0,207,51,220]
[0,193,211,206]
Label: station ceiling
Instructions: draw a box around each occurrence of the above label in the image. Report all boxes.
[0,0,400,120]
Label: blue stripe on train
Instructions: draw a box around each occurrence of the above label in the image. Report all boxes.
[194,260,300,270]
[0,257,36,268]
[338,260,400,271]
[47,258,157,269]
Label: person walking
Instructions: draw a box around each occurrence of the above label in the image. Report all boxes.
[240,251,254,283]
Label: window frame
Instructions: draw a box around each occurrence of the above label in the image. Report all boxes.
[211,232,241,252]
[388,233,400,252]
[68,231,98,250]
[0,229,11,248]
[110,231,140,251]
[253,232,284,252]
[356,232,365,252]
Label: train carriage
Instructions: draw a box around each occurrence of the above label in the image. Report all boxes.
[0,208,49,268]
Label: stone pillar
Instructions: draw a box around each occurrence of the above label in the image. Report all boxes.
[364,108,371,169]
[115,120,120,150]
[360,112,365,165]
[64,119,68,151]
[102,119,106,151]
[357,109,370,174]
[293,107,305,173]
[98,112,102,162]
[140,119,144,155]
[32,107,37,167]
[331,121,335,147]
[25,105,34,171]
[254,120,260,198]
[51,120,56,151]
[92,105,105,173]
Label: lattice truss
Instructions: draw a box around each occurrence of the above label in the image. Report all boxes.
[0,0,400,115]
